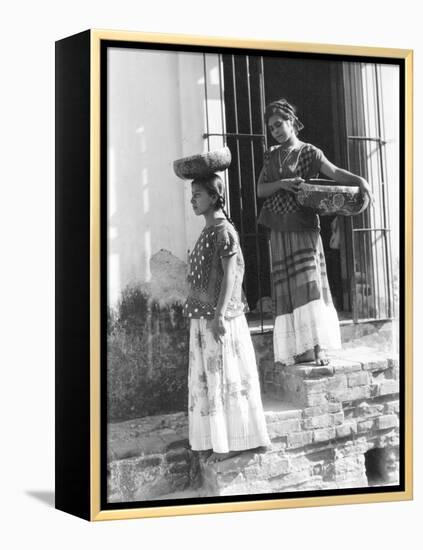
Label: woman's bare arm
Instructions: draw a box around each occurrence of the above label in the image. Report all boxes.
[257,167,304,198]
[209,254,237,343]
[320,158,374,203]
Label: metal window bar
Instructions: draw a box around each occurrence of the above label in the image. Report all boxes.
[246,56,264,332]
[203,55,270,333]
[202,54,211,152]
[345,62,394,323]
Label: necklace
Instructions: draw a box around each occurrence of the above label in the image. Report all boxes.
[278,145,295,175]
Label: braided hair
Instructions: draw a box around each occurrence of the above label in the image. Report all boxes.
[191,174,236,228]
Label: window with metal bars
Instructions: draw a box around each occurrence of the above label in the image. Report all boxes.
[201,53,398,331]
[343,62,396,322]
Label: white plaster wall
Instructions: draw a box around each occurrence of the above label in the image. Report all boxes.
[108,48,225,306]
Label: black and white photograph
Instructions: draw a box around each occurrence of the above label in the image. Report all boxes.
[104,39,406,507]
[4,0,422,544]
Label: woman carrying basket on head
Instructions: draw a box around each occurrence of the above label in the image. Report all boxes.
[184,173,270,462]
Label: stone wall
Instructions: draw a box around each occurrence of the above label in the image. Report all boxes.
[107,413,198,502]
[108,350,400,501]
[205,352,400,496]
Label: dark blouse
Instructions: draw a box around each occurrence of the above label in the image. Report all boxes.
[258,142,325,232]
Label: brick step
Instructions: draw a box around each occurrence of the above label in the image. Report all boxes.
[261,348,399,406]
[201,395,399,497]
[108,350,400,502]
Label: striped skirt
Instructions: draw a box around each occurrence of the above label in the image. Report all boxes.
[270,230,341,365]
[188,315,270,453]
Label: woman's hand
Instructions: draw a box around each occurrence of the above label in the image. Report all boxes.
[208,315,226,344]
[279,177,304,193]
[320,158,375,206]
[359,179,375,206]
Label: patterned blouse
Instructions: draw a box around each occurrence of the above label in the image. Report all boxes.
[258,142,325,232]
[183,219,248,320]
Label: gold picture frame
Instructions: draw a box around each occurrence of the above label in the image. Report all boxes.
[55,29,413,521]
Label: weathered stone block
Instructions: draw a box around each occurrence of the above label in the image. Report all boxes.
[166,448,190,463]
[218,471,245,486]
[331,359,362,374]
[302,379,328,393]
[303,392,328,406]
[326,375,348,391]
[328,401,343,413]
[330,412,345,425]
[137,455,162,468]
[355,401,384,418]
[268,471,313,491]
[335,438,368,458]
[312,463,324,476]
[205,451,259,475]
[347,372,371,387]
[267,419,301,438]
[391,367,400,381]
[313,427,336,443]
[287,431,313,448]
[282,365,311,378]
[111,435,167,460]
[384,400,400,414]
[302,404,330,417]
[266,409,302,422]
[286,454,312,473]
[387,358,399,369]
[357,419,375,433]
[375,414,399,430]
[362,359,389,371]
[372,380,399,397]
[258,454,291,478]
[280,377,302,399]
[331,386,371,402]
[306,365,335,378]
[109,454,189,502]
[168,462,190,474]
[335,455,364,473]
[333,456,366,486]
[269,436,288,450]
[303,414,332,430]
[336,421,358,438]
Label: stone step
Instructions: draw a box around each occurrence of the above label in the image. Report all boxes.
[108,349,400,502]
[261,348,399,407]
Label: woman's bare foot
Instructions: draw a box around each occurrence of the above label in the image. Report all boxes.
[207,450,242,463]
[314,345,330,366]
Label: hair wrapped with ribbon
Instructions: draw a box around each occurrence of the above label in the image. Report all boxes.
[264,99,304,134]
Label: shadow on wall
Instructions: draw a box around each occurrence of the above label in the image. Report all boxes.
[106,52,232,422]
[107,49,221,306]
[107,285,189,423]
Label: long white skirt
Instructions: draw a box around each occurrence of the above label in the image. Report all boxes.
[273,300,341,365]
[188,315,270,453]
